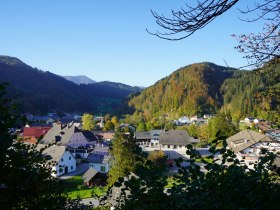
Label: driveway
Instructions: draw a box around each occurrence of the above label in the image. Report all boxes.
[60,163,89,179]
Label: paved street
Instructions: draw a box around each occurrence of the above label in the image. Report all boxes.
[81,198,99,207]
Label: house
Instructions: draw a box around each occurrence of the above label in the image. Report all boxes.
[226,130,280,161]
[266,130,280,141]
[159,130,192,150]
[23,125,52,143]
[256,120,274,133]
[82,168,107,187]
[41,122,79,145]
[41,122,97,147]
[135,130,164,147]
[95,130,115,142]
[159,130,197,159]
[87,145,111,173]
[42,145,76,177]
[178,116,190,125]
[203,114,215,119]
[190,115,198,122]
[244,117,254,124]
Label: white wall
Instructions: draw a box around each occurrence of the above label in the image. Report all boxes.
[89,162,109,173]
[51,151,76,177]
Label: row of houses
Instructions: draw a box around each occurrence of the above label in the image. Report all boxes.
[23,119,280,184]
[22,122,113,179]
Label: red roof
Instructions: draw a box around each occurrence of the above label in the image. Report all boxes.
[23,126,52,138]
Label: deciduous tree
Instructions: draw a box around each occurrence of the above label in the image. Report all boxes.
[82,113,95,131]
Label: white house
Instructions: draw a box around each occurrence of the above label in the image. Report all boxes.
[226,130,280,162]
[87,145,110,173]
[178,116,190,124]
[42,145,76,177]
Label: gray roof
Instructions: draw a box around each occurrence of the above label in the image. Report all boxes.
[226,130,272,153]
[41,123,80,146]
[82,168,98,183]
[135,132,151,140]
[150,130,163,139]
[87,145,110,164]
[42,145,66,163]
[135,130,163,140]
[159,130,191,145]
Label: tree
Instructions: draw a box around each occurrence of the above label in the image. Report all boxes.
[104,120,115,131]
[136,122,147,132]
[149,0,280,67]
[207,112,238,143]
[164,121,176,130]
[107,127,138,186]
[82,113,95,130]
[186,124,198,138]
[0,84,84,209]
[104,140,280,209]
[111,116,119,127]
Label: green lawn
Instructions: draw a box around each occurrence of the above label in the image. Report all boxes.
[64,175,106,199]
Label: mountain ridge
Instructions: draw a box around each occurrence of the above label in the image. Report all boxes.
[0,56,140,114]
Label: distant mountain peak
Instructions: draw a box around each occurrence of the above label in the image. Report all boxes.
[0,55,31,69]
[63,75,96,85]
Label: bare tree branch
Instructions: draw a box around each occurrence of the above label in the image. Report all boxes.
[147,0,239,41]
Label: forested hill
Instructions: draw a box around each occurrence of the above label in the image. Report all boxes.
[221,61,280,122]
[127,62,236,120]
[127,61,280,122]
[0,56,140,114]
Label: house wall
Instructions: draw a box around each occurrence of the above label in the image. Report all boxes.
[68,134,91,147]
[89,162,109,173]
[51,151,76,177]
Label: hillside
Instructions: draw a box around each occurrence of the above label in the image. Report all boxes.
[63,75,96,85]
[221,62,280,122]
[127,61,280,122]
[0,56,140,114]
[127,62,236,120]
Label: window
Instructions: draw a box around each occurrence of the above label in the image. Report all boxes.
[69,156,71,160]
[167,145,170,148]
[173,145,177,149]
[100,166,106,172]
[71,166,73,170]
[61,158,64,162]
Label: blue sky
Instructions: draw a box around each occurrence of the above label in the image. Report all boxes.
[0,1,263,87]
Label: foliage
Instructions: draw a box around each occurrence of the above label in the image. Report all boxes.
[148,150,166,167]
[105,140,280,209]
[0,84,83,209]
[82,113,95,130]
[221,62,280,122]
[185,124,198,138]
[107,127,138,186]
[136,122,147,132]
[111,116,119,126]
[164,121,176,130]
[127,63,235,121]
[104,120,115,131]
[207,112,238,143]
[64,175,105,199]
[0,56,138,114]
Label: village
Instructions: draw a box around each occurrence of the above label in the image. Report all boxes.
[17,112,280,200]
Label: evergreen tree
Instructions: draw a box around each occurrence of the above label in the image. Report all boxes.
[0,84,83,209]
[107,126,137,186]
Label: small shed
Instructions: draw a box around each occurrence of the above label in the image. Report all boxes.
[82,168,107,187]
